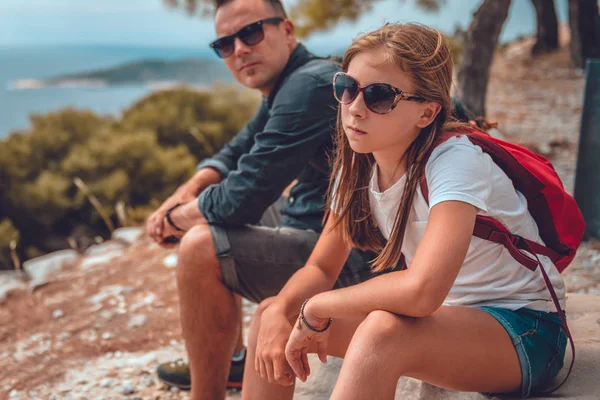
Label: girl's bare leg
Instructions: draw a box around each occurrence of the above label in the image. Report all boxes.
[330,306,521,400]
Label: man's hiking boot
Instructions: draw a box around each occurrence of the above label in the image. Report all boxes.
[157,349,246,391]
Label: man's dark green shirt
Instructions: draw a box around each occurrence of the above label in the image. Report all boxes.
[196,44,340,232]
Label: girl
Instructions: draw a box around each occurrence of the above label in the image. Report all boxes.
[243,23,567,400]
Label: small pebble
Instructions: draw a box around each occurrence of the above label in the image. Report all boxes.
[128,314,148,329]
[99,378,115,388]
[99,310,113,320]
[121,381,135,395]
[101,332,114,340]
[52,309,64,319]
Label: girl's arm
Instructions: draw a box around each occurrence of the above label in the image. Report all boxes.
[269,214,354,318]
[305,200,478,320]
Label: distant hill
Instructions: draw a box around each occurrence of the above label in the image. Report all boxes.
[43,58,234,87]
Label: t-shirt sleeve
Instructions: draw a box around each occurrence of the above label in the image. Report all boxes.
[424,136,493,212]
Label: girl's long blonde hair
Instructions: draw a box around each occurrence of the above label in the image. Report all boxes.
[326,23,472,273]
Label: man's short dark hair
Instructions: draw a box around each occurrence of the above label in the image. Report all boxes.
[214,0,288,18]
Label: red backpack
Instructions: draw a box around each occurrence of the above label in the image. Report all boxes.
[420,128,585,392]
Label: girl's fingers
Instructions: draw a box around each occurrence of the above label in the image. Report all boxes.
[289,354,306,382]
[285,345,305,381]
[301,347,311,379]
[317,340,328,364]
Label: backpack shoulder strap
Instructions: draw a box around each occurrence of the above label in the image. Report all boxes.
[419,131,575,393]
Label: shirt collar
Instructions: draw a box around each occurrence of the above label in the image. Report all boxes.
[267,43,315,108]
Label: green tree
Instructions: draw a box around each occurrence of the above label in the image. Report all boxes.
[117,85,259,163]
[0,86,258,265]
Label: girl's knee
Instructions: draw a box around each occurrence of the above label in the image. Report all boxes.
[356,310,416,345]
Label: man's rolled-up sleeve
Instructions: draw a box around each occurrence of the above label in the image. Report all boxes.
[198,73,337,225]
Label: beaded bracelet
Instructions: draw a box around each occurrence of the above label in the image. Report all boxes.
[297,298,332,333]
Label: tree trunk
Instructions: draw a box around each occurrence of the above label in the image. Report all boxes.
[569,0,600,69]
[531,0,559,56]
[456,0,512,118]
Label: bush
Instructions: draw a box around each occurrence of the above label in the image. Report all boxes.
[0,86,259,265]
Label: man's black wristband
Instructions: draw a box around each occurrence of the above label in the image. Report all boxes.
[165,203,185,232]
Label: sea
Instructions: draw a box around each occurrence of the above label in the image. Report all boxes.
[0,45,215,137]
[0,0,569,139]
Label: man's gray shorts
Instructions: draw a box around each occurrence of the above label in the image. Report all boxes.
[208,198,382,303]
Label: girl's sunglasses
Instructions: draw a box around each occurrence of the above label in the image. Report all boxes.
[210,17,284,58]
[333,72,426,114]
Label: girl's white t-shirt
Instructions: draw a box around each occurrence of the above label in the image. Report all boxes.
[362,135,565,312]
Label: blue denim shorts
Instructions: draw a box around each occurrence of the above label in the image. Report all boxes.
[478,306,568,398]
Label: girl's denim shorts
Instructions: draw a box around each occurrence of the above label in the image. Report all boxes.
[478,306,568,398]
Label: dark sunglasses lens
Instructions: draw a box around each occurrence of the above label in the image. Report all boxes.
[364,84,396,113]
[334,75,358,104]
[213,37,235,58]
[239,22,265,46]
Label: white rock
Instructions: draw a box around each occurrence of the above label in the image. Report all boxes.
[80,250,124,270]
[52,309,64,319]
[9,389,19,398]
[121,381,135,395]
[0,272,28,304]
[111,227,144,244]
[58,332,71,340]
[23,249,78,290]
[130,293,157,311]
[99,310,113,320]
[84,241,125,256]
[140,375,155,387]
[163,254,178,268]
[128,314,148,329]
[101,332,113,340]
[99,378,115,388]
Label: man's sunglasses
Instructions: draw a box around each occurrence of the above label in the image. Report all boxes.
[210,17,284,58]
[333,72,426,114]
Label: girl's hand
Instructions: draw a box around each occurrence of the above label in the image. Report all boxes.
[255,305,296,386]
[285,304,331,382]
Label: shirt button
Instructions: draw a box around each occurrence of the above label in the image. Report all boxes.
[289,196,295,204]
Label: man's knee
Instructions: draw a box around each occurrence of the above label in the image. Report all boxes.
[176,224,221,283]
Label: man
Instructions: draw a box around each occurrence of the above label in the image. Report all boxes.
[146,0,376,397]
[148,1,480,398]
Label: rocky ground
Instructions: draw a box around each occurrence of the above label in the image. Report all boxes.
[1,37,598,400]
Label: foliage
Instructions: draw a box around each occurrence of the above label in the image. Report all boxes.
[0,219,20,269]
[0,86,259,266]
[162,0,445,38]
[117,84,259,164]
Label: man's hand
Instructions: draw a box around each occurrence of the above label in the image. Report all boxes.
[158,200,209,248]
[146,187,197,246]
[255,303,296,386]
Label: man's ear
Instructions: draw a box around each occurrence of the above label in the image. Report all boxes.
[416,102,442,129]
[283,19,296,42]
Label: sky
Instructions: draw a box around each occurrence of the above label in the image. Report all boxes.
[0,0,568,51]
